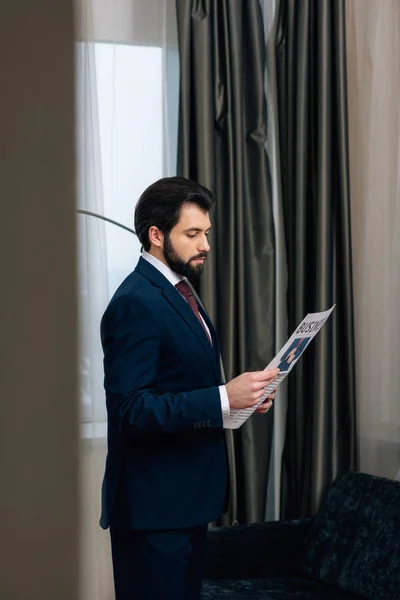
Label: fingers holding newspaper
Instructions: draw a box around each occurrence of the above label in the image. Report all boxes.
[255,392,276,414]
[224,307,335,429]
[225,368,280,410]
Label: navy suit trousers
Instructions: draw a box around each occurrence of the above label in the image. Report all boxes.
[110,524,208,600]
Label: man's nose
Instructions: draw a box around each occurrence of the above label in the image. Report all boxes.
[198,235,210,252]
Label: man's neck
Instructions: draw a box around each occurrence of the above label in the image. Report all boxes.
[146,248,168,267]
[142,250,183,286]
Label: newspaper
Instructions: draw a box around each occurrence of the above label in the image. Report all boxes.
[223,306,335,429]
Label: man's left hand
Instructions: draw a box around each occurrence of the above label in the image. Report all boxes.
[255,392,276,414]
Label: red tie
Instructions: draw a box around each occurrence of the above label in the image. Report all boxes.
[175,280,212,345]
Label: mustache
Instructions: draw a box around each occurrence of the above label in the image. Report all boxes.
[190,254,207,261]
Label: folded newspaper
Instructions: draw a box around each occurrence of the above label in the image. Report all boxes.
[223,306,335,429]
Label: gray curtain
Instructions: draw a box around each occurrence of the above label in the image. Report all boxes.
[176,0,275,524]
[274,0,358,517]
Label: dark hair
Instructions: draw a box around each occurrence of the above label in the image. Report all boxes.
[134,176,215,251]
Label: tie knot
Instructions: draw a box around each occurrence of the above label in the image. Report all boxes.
[175,280,193,298]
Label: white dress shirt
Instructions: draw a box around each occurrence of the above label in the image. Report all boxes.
[142,250,230,418]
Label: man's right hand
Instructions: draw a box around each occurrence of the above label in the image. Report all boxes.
[225,369,280,410]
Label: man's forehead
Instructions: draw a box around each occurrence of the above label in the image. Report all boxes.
[177,203,211,229]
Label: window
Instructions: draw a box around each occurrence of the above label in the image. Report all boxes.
[78,41,179,432]
[96,42,178,295]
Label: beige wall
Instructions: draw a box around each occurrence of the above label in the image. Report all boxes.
[346,0,400,481]
[0,2,79,599]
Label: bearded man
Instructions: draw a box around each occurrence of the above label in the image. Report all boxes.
[99,176,279,600]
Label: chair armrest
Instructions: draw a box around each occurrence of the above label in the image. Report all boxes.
[204,518,313,580]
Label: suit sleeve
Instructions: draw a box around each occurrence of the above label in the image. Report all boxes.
[101,294,223,435]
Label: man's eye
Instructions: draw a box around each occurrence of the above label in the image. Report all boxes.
[187,234,196,238]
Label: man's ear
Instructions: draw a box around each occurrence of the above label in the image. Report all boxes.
[148,226,164,249]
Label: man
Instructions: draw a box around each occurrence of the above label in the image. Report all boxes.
[277,337,311,372]
[100,176,279,600]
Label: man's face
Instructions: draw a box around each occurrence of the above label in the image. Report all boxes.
[163,203,211,280]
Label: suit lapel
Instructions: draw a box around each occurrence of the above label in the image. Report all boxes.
[198,303,223,383]
[197,302,216,339]
[135,258,218,378]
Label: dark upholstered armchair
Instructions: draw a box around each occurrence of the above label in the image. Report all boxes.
[202,472,400,600]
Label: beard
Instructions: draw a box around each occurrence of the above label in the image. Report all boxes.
[163,233,207,280]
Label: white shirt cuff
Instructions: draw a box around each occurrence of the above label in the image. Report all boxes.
[219,385,230,418]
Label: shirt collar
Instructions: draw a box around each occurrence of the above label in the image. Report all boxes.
[142,250,184,287]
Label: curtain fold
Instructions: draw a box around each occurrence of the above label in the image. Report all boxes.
[260,0,289,522]
[176,0,276,524]
[275,0,357,518]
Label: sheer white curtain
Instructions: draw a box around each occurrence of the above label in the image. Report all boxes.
[76,1,179,598]
[76,4,112,597]
[346,0,400,481]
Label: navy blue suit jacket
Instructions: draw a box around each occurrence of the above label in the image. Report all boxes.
[99,257,228,530]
